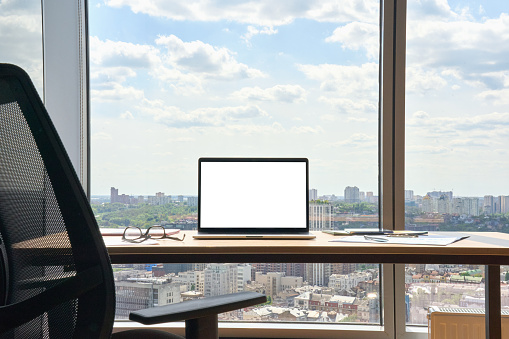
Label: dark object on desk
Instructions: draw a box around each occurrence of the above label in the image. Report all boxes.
[0,64,266,339]
[323,229,428,236]
[323,228,393,236]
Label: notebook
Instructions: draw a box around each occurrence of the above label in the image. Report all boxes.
[193,158,315,239]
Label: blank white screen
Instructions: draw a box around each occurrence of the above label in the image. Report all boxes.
[200,161,307,229]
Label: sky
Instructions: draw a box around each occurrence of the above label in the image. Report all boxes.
[1,0,508,198]
[88,0,380,197]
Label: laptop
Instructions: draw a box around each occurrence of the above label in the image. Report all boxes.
[193,158,315,239]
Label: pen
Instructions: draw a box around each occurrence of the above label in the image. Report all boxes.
[364,235,389,242]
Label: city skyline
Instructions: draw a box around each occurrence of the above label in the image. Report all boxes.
[100,185,509,200]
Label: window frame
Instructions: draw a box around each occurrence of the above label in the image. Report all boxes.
[42,0,427,337]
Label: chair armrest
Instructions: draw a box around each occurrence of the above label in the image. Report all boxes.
[129,291,266,325]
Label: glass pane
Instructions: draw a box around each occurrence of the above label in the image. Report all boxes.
[405,0,509,326]
[0,0,43,95]
[89,0,381,324]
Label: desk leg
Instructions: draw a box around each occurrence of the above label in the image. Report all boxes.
[485,265,501,339]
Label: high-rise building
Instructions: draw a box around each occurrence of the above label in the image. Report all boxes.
[426,191,453,201]
[494,196,502,214]
[309,188,318,201]
[110,187,118,203]
[501,196,509,214]
[187,196,198,206]
[115,277,182,319]
[344,186,360,203]
[110,187,130,204]
[305,263,331,286]
[331,263,357,275]
[484,195,494,215]
[251,263,305,279]
[203,263,252,297]
[451,197,480,216]
[309,203,332,231]
[152,192,171,205]
[405,190,414,201]
[463,197,480,216]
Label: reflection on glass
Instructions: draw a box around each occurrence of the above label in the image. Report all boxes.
[405,0,509,326]
[0,0,43,95]
[112,262,380,324]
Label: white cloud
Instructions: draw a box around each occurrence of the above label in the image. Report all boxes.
[319,97,377,114]
[408,0,459,21]
[92,132,113,140]
[325,22,379,59]
[104,0,379,26]
[221,122,285,135]
[347,117,376,123]
[0,2,43,92]
[242,26,278,44]
[476,88,509,106]
[290,126,323,134]
[409,111,509,131]
[406,145,451,154]
[139,99,269,128]
[319,133,377,148]
[91,67,137,86]
[298,62,378,114]
[406,66,448,94]
[232,85,307,103]
[90,35,266,98]
[407,111,509,152]
[449,139,497,147]
[121,111,135,120]
[298,62,378,96]
[90,36,161,69]
[91,83,144,102]
[407,13,509,91]
[155,35,265,80]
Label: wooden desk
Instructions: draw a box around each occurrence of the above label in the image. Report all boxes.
[106,231,509,339]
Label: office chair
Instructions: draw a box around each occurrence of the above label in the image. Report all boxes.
[0,63,266,338]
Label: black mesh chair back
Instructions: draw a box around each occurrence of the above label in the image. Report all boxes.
[0,64,115,338]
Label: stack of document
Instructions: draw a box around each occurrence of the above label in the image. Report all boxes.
[328,233,469,246]
[322,228,428,236]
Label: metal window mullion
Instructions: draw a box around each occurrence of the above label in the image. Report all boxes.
[381,0,408,338]
[42,0,89,195]
[380,0,405,232]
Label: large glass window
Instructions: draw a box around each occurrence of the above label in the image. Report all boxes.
[89,0,382,326]
[0,0,43,95]
[405,0,509,326]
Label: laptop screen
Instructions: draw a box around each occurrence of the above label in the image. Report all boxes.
[198,158,309,233]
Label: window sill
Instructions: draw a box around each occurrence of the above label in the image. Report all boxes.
[113,321,388,338]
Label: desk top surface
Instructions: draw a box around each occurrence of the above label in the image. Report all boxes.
[104,231,509,264]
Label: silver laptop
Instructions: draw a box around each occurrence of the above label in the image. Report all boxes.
[193,158,315,239]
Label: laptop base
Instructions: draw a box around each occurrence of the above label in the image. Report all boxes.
[193,233,316,240]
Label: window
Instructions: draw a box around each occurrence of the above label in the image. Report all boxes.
[89,0,383,330]
[404,0,509,327]
[0,0,43,96]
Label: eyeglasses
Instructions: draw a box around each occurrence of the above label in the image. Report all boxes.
[122,226,186,243]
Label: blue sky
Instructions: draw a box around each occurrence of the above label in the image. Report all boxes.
[88,0,380,196]
[2,0,508,198]
[87,0,509,197]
